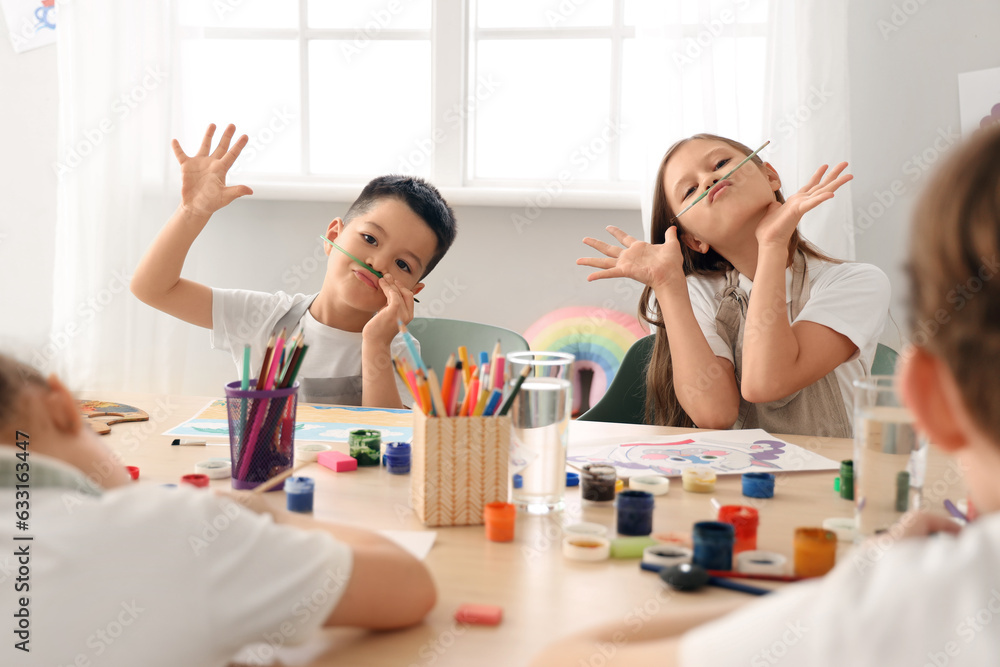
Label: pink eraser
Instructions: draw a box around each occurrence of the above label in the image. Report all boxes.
[317,450,358,472]
[454,603,502,626]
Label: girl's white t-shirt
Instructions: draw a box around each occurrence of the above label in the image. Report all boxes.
[685,257,892,431]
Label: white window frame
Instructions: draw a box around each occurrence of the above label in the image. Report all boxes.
[172,1,768,210]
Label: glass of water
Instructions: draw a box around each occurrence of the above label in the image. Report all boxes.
[853,375,928,541]
[507,351,574,514]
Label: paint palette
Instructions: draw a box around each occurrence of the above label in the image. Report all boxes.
[78,400,149,435]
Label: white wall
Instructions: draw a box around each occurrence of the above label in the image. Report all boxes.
[3,2,1000,395]
[847,1,1000,348]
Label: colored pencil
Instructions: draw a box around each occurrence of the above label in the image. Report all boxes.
[241,344,251,390]
[497,364,532,417]
[255,334,276,391]
[441,355,457,416]
[397,319,428,373]
[427,369,447,417]
[482,388,504,416]
[263,327,287,390]
[458,346,471,386]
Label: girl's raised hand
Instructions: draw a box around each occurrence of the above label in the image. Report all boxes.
[172,123,254,218]
[577,225,685,289]
[755,162,853,249]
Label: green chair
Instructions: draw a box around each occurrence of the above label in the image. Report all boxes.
[576,334,655,425]
[407,317,530,379]
[871,343,900,375]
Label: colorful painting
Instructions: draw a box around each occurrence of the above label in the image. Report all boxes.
[163,400,413,445]
[566,427,839,478]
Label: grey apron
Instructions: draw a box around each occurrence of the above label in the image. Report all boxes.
[714,250,852,438]
[271,295,363,405]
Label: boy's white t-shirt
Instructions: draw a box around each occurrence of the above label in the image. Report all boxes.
[211,288,414,405]
[0,449,351,667]
[680,512,1000,666]
[686,257,891,431]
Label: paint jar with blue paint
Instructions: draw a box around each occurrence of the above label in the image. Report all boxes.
[691,521,735,571]
[384,442,411,475]
[742,472,775,499]
[284,476,315,513]
[616,490,654,536]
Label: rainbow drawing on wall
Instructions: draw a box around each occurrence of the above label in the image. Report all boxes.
[524,307,648,414]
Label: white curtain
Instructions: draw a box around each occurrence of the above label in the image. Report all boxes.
[634,0,854,260]
[52,0,189,393]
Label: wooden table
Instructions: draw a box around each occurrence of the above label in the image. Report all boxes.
[84,393,959,667]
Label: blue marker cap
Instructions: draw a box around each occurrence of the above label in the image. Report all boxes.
[566,472,580,487]
[513,474,523,489]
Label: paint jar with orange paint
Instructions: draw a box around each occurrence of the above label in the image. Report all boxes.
[484,502,516,542]
[794,527,837,577]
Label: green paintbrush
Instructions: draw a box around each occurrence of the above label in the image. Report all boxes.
[319,235,383,278]
[674,140,771,219]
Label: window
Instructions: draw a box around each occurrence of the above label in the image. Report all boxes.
[173,0,769,207]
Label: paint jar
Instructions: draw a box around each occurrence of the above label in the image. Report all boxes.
[717,505,759,553]
[384,442,411,475]
[839,460,854,500]
[180,473,210,488]
[793,527,837,577]
[682,465,716,493]
[348,429,382,466]
[581,464,617,504]
[616,490,654,536]
[483,502,516,542]
[691,521,735,571]
[284,476,315,513]
[742,472,775,498]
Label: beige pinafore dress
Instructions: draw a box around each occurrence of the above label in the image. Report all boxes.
[714,250,851,438]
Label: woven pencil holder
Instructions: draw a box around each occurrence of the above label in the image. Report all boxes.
[411,410,510,527]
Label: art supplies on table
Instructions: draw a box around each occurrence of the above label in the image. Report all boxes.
[398,320,514,527]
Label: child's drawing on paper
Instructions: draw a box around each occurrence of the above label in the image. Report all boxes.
[567,431,836,478]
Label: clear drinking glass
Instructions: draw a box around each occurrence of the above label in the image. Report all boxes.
[853,375,928,541]
[507,351,574,514]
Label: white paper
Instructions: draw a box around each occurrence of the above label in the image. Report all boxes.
[958,67,1000,136]
[567,425,839,478]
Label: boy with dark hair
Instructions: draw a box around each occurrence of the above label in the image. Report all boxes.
[132,124,457,406]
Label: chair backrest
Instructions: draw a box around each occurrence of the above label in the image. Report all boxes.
[407,317,530,379]
[577,338,901,424]
[576,334,655,424]
[871,343,900,375]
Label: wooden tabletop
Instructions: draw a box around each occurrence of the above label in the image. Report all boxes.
[82,392,959,667]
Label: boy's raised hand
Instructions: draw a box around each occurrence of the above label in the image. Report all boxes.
[172,123,254,217]
[578,225,686,290]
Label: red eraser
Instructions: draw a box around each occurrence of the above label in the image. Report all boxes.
[317,450,358,472]
[454,603,502,626]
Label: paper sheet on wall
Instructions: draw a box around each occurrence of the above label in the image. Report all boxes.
[162,399,412,445]
[2,0,56,54]
[959,66,1000,136]
[567,426,839,478]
